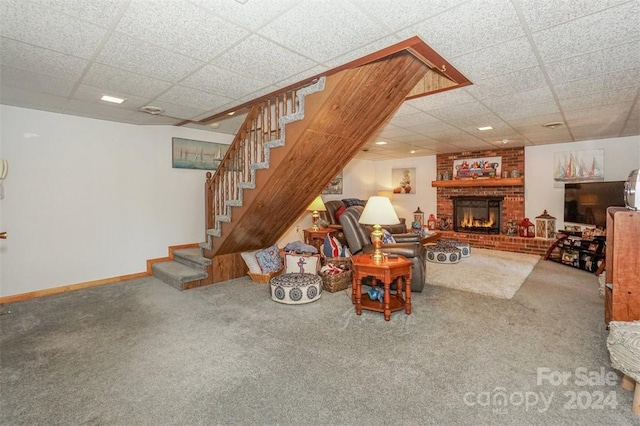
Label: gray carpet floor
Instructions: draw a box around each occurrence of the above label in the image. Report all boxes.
[1,259,637,425]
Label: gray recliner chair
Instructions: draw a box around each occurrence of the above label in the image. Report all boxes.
[339,205,427,292]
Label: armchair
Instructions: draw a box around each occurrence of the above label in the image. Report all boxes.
[339,205,427,292]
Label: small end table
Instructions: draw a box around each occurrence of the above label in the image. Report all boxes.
[304,227,335,253]
[351,253,412,321]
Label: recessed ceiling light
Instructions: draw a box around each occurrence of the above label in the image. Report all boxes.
[209,123,220,129]
[501,139,509,144]
[101,95,125,104]
[410,149,417,154]
[227,111,235,116]
[542,122,563,129]
[477,126,493,131]
[139,105,164,115]
[375,141,388,145]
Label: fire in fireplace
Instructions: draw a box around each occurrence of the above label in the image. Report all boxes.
[452,196,504,234]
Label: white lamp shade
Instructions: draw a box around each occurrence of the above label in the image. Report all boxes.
[307,195,326,211]
[359,196,400,225]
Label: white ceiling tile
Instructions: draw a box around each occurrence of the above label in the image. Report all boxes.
[564,102,634,125]
[30,0,126,26]
[0,65,75,98]
[210,35,318,83]
[444,113,512,133]
[0,1,107,58]
[524,127,573,144]
[83,63,173,99]
[258,0,388,64]
[272,65,328,88]
[570,122,627,141]
[428,101,492,120]
[407,88,477,112]
[348,0,467,31]
[546,41,640,84]
[387,112,435,128]
[323,35,401,68]
[192,0,298,30]
[181,64,269,99]
[144,99,208,121]
[554,68,640,99]
[519,0,632,32]
[392,103,423,117]
[377,124,423,139]
[496,101,560,121]
[64,98,160,124]
[116,0,249,62]
[483,87,556,113]
[532,1,639,63]
[0,38,88,80]
[156,85,233,111]
[560,89,637,112]
[0,84,68,113]
[97,32,205,83]
[463,66,547,101]
[449,37,538,81]
[402,0,524,59]
[509,112,566,129]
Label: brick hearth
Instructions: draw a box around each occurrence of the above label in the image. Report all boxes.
[435,147,550,257]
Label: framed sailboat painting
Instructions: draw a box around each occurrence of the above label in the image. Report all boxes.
[553,149,604,182]
[172,138,229,171]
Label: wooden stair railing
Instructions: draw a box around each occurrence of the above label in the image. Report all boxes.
[203,84,308,250]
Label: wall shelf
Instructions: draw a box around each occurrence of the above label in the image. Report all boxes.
[431,177,524,188]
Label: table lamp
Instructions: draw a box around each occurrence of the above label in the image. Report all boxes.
[307,195,326,231]
[358,196,400,264]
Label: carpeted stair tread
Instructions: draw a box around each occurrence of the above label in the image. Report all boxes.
[152,261,207,290]
[173,248,212,268]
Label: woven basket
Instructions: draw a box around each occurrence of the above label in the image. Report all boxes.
[320,270,352,293]
[247,267,284,283]
[321,256,352,269]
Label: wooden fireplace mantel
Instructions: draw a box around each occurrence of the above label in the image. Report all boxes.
[431,177,524,188]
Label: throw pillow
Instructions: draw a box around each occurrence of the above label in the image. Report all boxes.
[285,253,320,274]
[382,229,396,244]
[334,205,347,222]
[342,198,366,208]
[255,244,283,273]
[240,250,262,274]
[323,234,342,258]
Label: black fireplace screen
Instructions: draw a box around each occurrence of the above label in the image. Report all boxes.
[452,197,503,234]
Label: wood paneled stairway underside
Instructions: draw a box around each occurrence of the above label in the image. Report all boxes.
[154,39,471,290]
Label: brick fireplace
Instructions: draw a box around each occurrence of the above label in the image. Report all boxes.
[434,147,549,256]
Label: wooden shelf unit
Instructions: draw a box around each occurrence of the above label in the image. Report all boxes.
[431,177,524,188]
[605,207,640,325]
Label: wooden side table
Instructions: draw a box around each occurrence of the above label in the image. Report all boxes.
[350,253,412,321]
[304,227,335,253]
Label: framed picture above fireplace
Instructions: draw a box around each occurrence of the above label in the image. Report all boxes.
[453,156,502,179]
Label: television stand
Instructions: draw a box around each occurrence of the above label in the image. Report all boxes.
[544,232,605,274]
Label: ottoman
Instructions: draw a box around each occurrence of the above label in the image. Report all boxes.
[607,320,640,416]
[425,243,461,264]
[270,273,322,304]
[441,239,471,257]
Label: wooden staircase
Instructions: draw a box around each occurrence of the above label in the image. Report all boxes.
[154,39,472,290]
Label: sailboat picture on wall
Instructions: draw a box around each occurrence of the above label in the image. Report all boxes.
[172,138,229,171]
[553,149,604,182]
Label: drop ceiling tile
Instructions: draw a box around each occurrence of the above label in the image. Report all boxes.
[621,107,640,136]
[0,1,107,58]
[546,41,640,84]
[144,99,208,121]
[324,35,401,68]
[508,112,566,129]
[554,68,640,99]
[30,0,125,26]
[392,103,423,117]
[449,37,538,81]
[560,89,637,112]
[445,113,512,134]
[483,87,556,114]
[407,89,477,112]
[83,63,173,99]
[411,120,460,138]
[156,86,233,111]
[533,1,639,63]
[64,99,166,124]
[272,65,328,88]
[210,35,318,83]
[0,65,76,98]
[97,32,205,83]
[0,85,68,113]
[258,0,388,64]
[570,122,627,141]
[0,38,88,80]
[181,64,268,99]
[377,124,423,139]
[116,0,249,62]
[73,84,150,110]
[193,0,298,30]
[387,112,436,128]
[519,0,630,32]
[428,101,492,121]
[402,0,524,59]
[496,101,560,121]
[452,139,497,151]
[348,0,466,31]
[463,66,547,101]
[564,102,634,126]
[525,132,574,145]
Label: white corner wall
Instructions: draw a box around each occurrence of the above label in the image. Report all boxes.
[525,136,640,229]
[0,106,233,297]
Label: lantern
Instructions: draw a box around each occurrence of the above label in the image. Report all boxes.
[518,217,535,238]
[427,214,437,231]
[413,207,425,231]
[535,210,556,239]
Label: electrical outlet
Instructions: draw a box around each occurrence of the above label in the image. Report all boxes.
[296,225,300,233]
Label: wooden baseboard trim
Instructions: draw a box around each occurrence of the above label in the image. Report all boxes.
[0,243,200,305]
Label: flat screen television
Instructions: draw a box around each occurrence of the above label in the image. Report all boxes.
[564,181,625,228]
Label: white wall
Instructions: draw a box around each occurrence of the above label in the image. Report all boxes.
[0,106,233,297]
[525,136,640,229]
